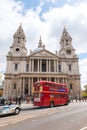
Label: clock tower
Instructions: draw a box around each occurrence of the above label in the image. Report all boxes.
[8,24,27,56]
[59,26,77,58]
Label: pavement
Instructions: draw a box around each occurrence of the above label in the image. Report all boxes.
[21,100,87,109]
[21,101,34,109]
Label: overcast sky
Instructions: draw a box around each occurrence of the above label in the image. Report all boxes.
[0,0,87,89]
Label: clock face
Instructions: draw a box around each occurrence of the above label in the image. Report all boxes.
[15,47,20,52]
[14,46,21,53]
[66,49,72,55]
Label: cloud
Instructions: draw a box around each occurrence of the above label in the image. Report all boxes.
[42,2,87,53]
[47,0,57,4]
[0,0,87,89]
[79,59,87,89]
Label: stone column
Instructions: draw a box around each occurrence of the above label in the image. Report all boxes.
[22,78,25,96]
[28,78,30,95]
[29,78,33,96]
[32,59,34,72]
[39,78,42,81]
[49,78,51,81]
[40,59,42,72]
[54,78,56,82]
[38,78,40,81]
[57,61,58,72]
[57,78,59,83]
[54,60,56,72]
[4,80,9,98]
[47,60,48,72]
[38,59,39,72]
[63,78,64,84]
[29,59,31,72]
[65,78,67,84]
[49,60,51,72]
[31,78,33,96]
[20,78,23,96]
[47,78,48,81]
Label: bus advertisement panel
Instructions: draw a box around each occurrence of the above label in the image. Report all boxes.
[32,81,69,107]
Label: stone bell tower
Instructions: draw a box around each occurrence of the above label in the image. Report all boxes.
[8,23,27,57]
[58,26,81,99]
[59,26,77,58]
[4,24,28,98]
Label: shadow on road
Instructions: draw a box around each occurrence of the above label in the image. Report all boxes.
[21,104,67,111]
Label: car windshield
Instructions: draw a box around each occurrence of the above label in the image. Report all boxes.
[0,98,11,106]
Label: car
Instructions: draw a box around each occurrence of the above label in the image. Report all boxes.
[0,104,21,116]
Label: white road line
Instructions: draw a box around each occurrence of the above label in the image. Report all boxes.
[80,126,87,130]
[11,115,34,124]
[12,118,26,124]
[0,124,8,127]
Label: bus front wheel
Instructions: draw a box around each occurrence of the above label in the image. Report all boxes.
[50,101,54,108]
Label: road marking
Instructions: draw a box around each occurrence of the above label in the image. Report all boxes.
[11,115,34,124]
[0,124,8,127]
[12,118,26,124]
[80,126,87,130]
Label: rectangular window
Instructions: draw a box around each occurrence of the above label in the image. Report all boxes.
[26,64,29,72]
[34,78,37,83]
[51,78,54,82]
[34,60,38,72]
[66,40,68,45]
[14,63,18,71]
[58,65,61,72]
[70,84,72,89]
[42,60,46,72]
[13,83,16,89]
[69,65,72,71]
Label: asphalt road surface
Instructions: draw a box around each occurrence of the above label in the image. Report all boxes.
[0,102,87,130]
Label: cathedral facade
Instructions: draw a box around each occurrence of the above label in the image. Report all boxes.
[3,24,81,99]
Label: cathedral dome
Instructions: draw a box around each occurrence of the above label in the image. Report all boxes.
[30,36,45,55]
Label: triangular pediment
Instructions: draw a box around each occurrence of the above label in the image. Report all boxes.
[29,49,57,58]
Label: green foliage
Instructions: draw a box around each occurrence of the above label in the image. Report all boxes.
[84,85,87,93]
[0,73,2,80]
[82,92,87,98]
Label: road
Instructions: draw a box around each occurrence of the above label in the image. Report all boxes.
[0,102,87,130]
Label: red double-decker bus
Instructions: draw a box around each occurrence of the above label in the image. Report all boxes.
[32,81,70,107]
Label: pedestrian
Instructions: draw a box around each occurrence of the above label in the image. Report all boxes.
[76,98,77,102]
[9,97,13,104]
[15,96,18,104]
[18,96,21,105]
[1,98,5,105]
[26,96,30,103]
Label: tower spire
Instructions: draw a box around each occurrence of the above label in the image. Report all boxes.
[20,22,22,27]
[13,24,26,46]
[64,25,66,30]
[38,36,43,48]
[61,26,72,41]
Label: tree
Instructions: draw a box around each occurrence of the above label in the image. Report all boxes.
[84,84,87,93]
[82,84,87,98]
[82,91,87,98]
